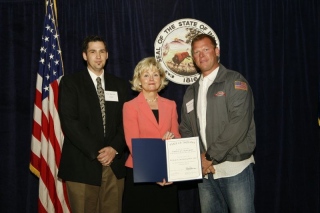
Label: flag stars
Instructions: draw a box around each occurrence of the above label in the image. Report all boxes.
[37,1,63,97]
[45,25,51,31]
[53,33,59,39]
[43,85,49,92]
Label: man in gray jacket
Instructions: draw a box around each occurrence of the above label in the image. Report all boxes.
[179,34,256,213]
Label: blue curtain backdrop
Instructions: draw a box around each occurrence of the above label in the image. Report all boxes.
[0,0,319,212]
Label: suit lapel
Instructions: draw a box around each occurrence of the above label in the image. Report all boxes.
[157,96,167,130]
[83,70,101,110]
[82,70,105,135]
[104,73,111,113]
[137,93,159,128]
[193,82,201,136]
[103,73,113,137]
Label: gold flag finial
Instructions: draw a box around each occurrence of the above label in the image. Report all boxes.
[45,0,59,26]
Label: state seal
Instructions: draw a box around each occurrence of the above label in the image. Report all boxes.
[154,18,219,85]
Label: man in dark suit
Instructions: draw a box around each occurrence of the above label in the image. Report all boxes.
[58,35,128,213]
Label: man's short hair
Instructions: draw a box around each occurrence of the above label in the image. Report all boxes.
[82,35,108,53]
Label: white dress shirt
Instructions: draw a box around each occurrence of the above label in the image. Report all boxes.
[88,69,105,91]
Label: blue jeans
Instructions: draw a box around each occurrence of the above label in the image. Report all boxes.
[198,164,255,213]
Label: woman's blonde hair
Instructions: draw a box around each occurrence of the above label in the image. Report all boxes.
[130,57,168,92]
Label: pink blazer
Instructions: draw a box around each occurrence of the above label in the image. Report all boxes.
[123,92,181,168]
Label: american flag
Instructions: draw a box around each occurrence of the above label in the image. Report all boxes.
[234,81,248,91]
[29,0,70,212]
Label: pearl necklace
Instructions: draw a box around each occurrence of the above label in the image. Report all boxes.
[146,97,158,102]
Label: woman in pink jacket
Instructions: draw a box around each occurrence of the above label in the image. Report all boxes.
[122,57,181,213]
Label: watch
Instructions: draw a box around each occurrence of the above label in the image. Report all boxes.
[205,152,213,161]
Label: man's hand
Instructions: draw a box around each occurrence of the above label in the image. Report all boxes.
[97,146,117,166]
[201,152,215,176]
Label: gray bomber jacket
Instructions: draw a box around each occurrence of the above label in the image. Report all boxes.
[179,64,256,165]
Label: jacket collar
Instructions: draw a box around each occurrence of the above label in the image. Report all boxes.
[136,92,165,129]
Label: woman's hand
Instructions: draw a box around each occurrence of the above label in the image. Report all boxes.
[156,178,173,187]
[162,131,175,140]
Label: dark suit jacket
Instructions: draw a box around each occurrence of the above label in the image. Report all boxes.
[58,70,128,186]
